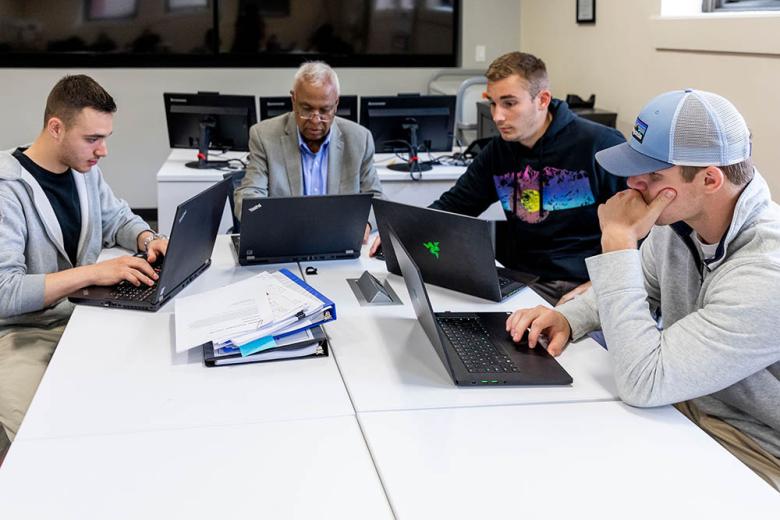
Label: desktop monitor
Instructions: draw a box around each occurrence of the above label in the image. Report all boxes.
[258,96,291,120]
[163,92,257,169]
[359,95,456,172]
[258,95,359,122]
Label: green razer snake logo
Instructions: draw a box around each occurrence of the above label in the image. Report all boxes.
[423,241,441,259]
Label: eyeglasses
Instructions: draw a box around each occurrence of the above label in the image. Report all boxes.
[295,106,336,121]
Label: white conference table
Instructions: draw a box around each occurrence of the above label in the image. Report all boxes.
[0,416,393,520]
[360,401,780,518]
[15,236,355,441]
[3,234,777,516]
[300,250,618,413]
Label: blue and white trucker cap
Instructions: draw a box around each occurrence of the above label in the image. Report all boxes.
[595,89,751,177]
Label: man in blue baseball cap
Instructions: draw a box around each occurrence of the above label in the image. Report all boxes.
[506,89,780,489]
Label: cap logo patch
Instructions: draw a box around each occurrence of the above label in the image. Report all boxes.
[632,117,648,143]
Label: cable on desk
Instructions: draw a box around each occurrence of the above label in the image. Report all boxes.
[225,157,247,168]
[212,158,247,172]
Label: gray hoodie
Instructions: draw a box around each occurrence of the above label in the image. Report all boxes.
[558,170,780,457]
[0,150,149,331]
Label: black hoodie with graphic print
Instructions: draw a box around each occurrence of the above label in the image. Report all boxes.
[430,99,626,283]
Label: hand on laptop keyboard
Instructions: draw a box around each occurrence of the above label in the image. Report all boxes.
[141,234,169,265]
[505,306,572,357]
[88,255,160,288]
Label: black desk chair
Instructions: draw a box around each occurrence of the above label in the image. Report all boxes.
[565,93,595,109]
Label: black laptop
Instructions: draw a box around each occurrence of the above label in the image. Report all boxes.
[69,178,230,311]
[232,193,372,265]
[389,228,572,386]
[374,199,535,302]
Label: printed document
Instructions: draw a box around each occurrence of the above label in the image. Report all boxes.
[223,271,327,347]
[174,276,272,353]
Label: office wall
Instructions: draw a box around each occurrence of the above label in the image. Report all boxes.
[0,0,521,208]
[520,0,780,198]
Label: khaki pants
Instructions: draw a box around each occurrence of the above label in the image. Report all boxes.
[676,400,780,491]
[0,323,65,443]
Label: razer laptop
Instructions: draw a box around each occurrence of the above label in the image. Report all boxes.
[69,178,230,311]
[374,198,535,302]
[232,193,372,265]
[389,228,572,386]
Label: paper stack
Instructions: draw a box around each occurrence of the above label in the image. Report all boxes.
[174,269,335,366]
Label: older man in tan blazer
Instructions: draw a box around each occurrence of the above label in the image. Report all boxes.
[234,61,383,241]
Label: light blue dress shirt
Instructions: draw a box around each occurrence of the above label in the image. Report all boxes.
[297,130,331,196]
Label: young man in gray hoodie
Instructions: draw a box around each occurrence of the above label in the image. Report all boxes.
[506,89,780,489]
[0,75,168,456]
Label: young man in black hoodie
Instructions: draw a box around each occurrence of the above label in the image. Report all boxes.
[370,51,626,304]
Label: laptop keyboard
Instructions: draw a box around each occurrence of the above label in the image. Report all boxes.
[109,263,162,302]
[437,316,519,374]
[110,281,157,302]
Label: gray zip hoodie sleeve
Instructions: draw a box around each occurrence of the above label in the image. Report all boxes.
[575,248,780,408]
[557,236,663,340]
[558,172,780,453]
[0,153,148,320]
[0,192,46,316]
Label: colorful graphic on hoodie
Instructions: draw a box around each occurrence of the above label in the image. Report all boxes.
[494,165,595,224]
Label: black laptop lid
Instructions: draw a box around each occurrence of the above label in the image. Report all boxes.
[155,178,230,301]
[374,199,502,301]
[239,193,372,261]
[388,228,456,379]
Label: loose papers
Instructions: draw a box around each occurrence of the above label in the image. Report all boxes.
[174,271,325,354]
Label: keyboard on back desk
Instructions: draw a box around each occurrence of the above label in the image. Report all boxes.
[437,316,519,374]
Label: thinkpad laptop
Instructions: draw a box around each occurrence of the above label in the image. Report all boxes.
[69,178,230,311]
[232,193,372,265]
[389,228,572,386]
[374,199,535,302]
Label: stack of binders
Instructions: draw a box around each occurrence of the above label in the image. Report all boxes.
[203,269,335,367]
[174,269,335,367]
[202,325,330,366]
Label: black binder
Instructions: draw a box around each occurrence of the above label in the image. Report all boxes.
[203,326,329,367]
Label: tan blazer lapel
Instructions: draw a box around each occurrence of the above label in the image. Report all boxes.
[326,120,343,195]
[282,113,303,196]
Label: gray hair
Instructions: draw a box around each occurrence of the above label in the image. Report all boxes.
[293,61,340,96]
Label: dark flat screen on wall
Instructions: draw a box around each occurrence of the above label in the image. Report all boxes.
[0,0,459,67]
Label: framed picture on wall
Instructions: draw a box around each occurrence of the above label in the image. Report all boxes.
[576,0,596,24]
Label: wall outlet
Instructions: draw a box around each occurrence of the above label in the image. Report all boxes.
[475,45,486,63]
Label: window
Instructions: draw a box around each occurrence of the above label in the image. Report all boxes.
[0,0,459,68]
[166,0,210,13]
[702,0,780,12]
[86,0,138,21]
